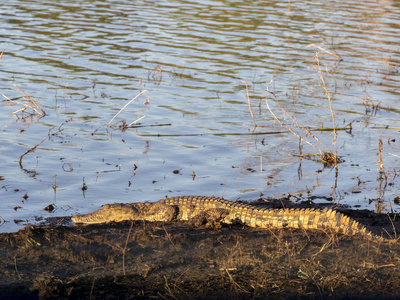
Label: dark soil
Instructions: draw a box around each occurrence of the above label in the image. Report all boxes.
[0,206,399,300]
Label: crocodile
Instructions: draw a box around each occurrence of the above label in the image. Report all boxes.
[71,196,384,241]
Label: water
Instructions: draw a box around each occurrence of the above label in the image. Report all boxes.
[1,0,399,233]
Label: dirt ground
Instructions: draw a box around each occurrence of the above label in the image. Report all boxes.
[0,203,399,300]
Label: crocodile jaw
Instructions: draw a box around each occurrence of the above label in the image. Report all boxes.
[72,204,138,224]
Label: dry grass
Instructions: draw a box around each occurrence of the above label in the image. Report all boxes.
[1,218,399,299]
[3,84,46,118]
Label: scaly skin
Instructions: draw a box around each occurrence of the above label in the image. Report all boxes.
[72,196,384,241]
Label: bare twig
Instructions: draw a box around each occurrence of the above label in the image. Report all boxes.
[224,268,250,293]
[386,212,396,240]
[0,43,8,59]
[106,90,147,128]
[286,0,291,26]
[242,81,257,127]
[162,224,178,251]
[14,256,22,280]
[313,52,338,166]
[89,277,96,300]
[242,79,272,128]
[269,91,332,155]
[306,44,340,60]
[308,27,342,61]
[126,96,150,127]
[265,94,324,154]
[388,153,400,158]
[122,221,134,276]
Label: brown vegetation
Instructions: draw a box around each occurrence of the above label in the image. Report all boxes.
[0,207,398,299]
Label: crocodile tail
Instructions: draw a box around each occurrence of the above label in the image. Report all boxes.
[246,207,382,241]
[325,209,383,241]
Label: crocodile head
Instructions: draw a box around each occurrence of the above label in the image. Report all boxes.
[72,203,140,224]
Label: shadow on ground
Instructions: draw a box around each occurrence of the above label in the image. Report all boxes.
[0,207,399,299]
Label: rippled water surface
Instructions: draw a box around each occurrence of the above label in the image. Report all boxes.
[1,0,400,232]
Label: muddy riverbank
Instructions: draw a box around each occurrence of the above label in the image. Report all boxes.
[0,205,399,299]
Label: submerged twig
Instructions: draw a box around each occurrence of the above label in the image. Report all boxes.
[128,123,171,128]
[139,130,288,137]
[19,137,47,168]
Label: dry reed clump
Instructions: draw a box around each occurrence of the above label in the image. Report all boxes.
[3,84,46,119]
[148,64,163,85]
